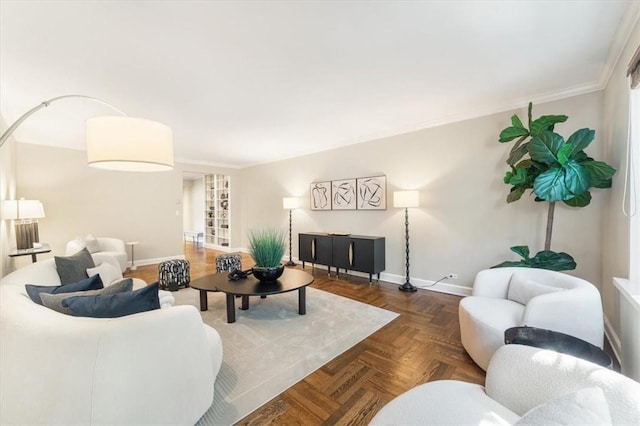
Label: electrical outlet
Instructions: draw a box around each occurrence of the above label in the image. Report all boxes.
[447,273,458,279]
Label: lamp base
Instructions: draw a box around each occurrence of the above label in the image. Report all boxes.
[398,282,418,292]
[285,260,296,267]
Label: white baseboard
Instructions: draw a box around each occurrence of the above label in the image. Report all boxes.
[604,314,623,367]
[133,254,186,268]
[380,272,472,297]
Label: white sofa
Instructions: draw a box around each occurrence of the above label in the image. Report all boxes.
[66,236,128,272]
[459,267,604,370]
[370,344,640,425]
[0,257,223,425]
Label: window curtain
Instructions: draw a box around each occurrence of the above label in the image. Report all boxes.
[628,44,640,89]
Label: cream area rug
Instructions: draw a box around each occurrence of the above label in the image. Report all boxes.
[173,286,398,425]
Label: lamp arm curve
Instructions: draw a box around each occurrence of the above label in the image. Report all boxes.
[0,94,127,148]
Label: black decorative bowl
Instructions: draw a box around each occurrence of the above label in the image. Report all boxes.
[252,265,285,282]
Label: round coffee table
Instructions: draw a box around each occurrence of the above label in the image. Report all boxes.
[190,269,314,323]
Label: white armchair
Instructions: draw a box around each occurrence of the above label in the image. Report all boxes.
[66,236,128,272]
[370,344,640,425]
[459,267,604,370]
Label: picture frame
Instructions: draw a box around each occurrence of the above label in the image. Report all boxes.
[357,175,386,210]
[331,178,357,210]
[310,181,331,210]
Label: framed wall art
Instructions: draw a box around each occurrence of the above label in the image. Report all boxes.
[332,178,356,210]
[310,181,331,210]
[357,175,386,210]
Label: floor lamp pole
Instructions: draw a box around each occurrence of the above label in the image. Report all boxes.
[285,208,296,266]
[399,207,417,292]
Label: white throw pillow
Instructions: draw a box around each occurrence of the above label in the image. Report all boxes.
[508,273,564,305]
[514,387,611,425]
[87,262,121,286]
[84,234,100,253]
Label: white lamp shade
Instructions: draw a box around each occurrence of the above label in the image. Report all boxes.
[1,199,45,219]
[393,190,419,208]
[283,197,300,209]
[86,116,174,172]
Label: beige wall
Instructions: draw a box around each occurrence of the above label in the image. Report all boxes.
[602,17,640,376]
[239,91,607,291]
[182,177,205,234]
[12,143,240,268]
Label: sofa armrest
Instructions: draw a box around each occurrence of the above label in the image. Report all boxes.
[471,268,513,299]
[485,345,640,424]
[97,237,126,253]
[522,288,604,347]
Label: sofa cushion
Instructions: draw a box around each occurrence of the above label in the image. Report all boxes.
[84,234,100,253]
[40,279,133,315]
[25,274,104,305]
[87,262,121,286]
[63,283,160,318]
[55,248,96,285]
[514,387,611,425]
[508,273,564,305]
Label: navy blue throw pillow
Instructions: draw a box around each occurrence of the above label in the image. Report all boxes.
[25,274,104,305]
[63,283,160,318]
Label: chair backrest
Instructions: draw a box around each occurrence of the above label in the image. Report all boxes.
[215,254,242,273]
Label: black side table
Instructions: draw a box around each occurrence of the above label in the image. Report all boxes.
[8,244,51,263]
[504,326,612,368]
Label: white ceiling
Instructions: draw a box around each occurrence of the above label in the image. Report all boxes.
[1,1,638,169]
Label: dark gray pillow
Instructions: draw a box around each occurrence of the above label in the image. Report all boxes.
[25,274,104,305]
[40,279,133,315]
[55,248,96,285]
[64,283,160,318]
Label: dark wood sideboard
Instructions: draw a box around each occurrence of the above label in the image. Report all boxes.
[298,233,385,283]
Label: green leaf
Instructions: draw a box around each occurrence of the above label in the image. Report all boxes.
[563,160,591,195]
[534,166,572,201]
[507,141,530,165]
[582,160,616,188]
[528,132,564,165]
[564,191,592,207]
[530,115,568,136]
[507,186,526,203]
[510,245,530,260]
[511,114,525,129]
[503,171,513,184]
[499,126,530,142]
[556,144,573,165]
[508,167,528,185]
[566,128,595,157]
[491,260,529,269]
[529,250,576,271]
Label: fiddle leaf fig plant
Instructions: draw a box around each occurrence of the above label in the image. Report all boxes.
[493,102,616,271]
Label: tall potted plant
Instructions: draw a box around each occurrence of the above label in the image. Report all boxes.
[248,228,287,282]
[493,102,616,270]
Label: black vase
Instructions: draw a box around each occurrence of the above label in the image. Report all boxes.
[252,265,284,282]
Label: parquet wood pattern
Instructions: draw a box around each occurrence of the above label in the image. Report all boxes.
[125,243,486,425]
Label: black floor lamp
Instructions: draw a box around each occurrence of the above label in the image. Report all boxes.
[283,197,299,267]
[394,190,419,292]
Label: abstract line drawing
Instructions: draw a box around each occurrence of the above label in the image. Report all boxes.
[310,181,331,210]
[357,176,386,210]
[332,179,356,210]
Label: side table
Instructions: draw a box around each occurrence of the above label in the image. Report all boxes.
[8,244,51,263]
[504,326,612,368]
[125,242,139,271]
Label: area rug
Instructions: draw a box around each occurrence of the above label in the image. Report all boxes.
[172,286,398,425]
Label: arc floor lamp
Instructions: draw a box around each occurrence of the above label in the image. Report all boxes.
[0,94,174,171]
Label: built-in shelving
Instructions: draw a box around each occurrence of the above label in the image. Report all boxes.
[204,174,230,248]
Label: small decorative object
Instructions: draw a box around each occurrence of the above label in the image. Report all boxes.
[248,228,287,282]
[332,178,357,210]
[357,175,387,210]
[394,190,420,292]
[310,181,331,210]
